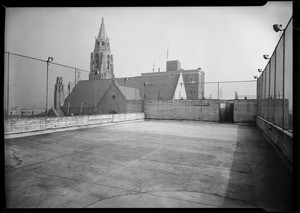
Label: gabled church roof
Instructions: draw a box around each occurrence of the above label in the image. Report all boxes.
[98,17,107,39]
[64,79,143,107]
[64,73,180,108]
[64,79,112,107]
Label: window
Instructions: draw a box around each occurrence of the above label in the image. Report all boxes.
[102,41,105,46]
[95,53,99,68]
[112,95,116,100]
[96,40,100,47]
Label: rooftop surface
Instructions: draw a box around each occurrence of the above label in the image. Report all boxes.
[5,120,291,210]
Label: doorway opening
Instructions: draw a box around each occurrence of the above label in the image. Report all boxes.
[219,103,234,123]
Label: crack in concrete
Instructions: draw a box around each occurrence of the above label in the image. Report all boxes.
[236,139,243,147]
[103,149,162,177]
[18,168,139,195]
[6,147,23,172]
[83,189,256,208]
[5,142,110,173]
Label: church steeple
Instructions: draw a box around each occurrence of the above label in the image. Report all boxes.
[89,18,114,80]
[98,17,107,39]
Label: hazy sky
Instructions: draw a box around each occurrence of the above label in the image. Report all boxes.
[5,2,293,109]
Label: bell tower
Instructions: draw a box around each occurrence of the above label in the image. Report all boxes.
[89,18,114,80]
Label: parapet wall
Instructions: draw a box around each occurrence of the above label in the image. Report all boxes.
[256,116,292,172]
[4,113,145,136]
[144,99,257,122]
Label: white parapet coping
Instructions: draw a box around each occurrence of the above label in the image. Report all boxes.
[4,113,145,139]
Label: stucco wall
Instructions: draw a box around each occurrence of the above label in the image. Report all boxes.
[126,100,144,113]
[144,99,257,122]
[4,113,145,135]
[232,99,257,122]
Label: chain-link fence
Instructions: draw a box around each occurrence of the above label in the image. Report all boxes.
[257,17,293,132]
[3,51,89,119]
[144,81,256,100]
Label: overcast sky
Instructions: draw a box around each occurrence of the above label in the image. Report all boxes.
[5,2,292,109]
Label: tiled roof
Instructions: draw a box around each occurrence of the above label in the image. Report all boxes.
[116,74,180,100]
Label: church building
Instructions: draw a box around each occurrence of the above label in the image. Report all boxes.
[61,18,193,116]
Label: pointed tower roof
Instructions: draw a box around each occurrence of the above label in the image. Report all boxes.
[98,17,107,39]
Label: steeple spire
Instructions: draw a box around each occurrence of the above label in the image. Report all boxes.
[98,17,107,39]
[90,17,114,80]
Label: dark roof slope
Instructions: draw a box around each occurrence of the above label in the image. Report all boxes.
[64,74,179,106]
[115,83,142,100]
[64,79,113,107]
[116,74,180,100]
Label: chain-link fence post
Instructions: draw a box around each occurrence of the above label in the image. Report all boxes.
[6,51,10,119]
[217,82,219,100]
[282,33,285,130]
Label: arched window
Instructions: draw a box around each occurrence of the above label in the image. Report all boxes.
[95,53,99,68]
[107,55,110,60]
[102,41,105,46]
[96,40,100,47]
[107,61,110,70]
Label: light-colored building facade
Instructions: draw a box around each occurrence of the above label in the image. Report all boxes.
[141,60,205,100]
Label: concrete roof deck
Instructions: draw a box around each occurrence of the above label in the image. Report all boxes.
[5,120,292,210]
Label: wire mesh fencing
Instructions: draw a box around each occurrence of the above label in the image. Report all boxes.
[257,17,293,132]
[143,81,256,100]
[4,51,89,119]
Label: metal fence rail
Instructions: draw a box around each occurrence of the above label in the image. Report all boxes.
[4,51,90,119]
